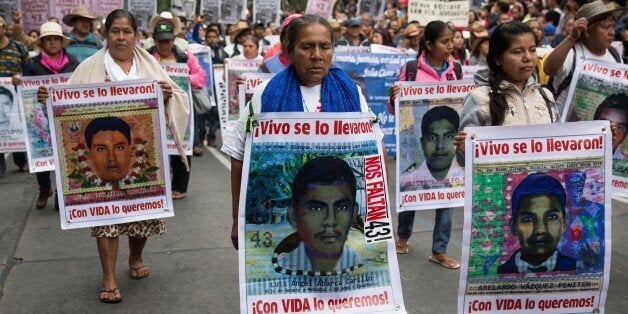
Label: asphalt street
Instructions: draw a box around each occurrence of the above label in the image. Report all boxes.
[0,146,627,313]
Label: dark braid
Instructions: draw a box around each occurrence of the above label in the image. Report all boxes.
[488,71,508,125]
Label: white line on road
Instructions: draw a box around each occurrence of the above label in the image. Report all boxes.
[207,145,231,170]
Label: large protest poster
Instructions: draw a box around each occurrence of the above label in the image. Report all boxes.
[161,63,194,155]
[18,74,72,172]
[225,59,263,122]
[395,81,474,211]
[200,0,220,24]
[171,0,197,19]
[0,0,21,28]
[188,43,215,106]
[458,121,612,313]
[20,0,48,38]
[0,78,26,153]
[407,0,469,28]
[92,0,123,19]
[239,112,405,314]
[304,0,334,19]
[253,0,279,25]
[357,0,385,19]
[238,72,274,113]
[47,79,173,229]
[128,0,157,32]
[219,0,245,24]
[332,53,411,155]
[213,64,229,135]
[562,60,627,197]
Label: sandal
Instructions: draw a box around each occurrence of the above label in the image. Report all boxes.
[100,287,122,303]
[172,191,185,200]
[130,265,150,279]
[428,254,460,269]
[395,239,409,254]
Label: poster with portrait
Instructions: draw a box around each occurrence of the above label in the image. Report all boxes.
[188,43,215,105]
[407,0,469,28]
[213,64,229,135]
[128,0,157,32]
[332,52,412,156]
[304,0,334,19]
[458,121,612,313]
[0,78,26,153]
[356,0,385,19]
[200,0,220,24]
[238,72,273,116]
[161,62,193,155]
[253,0,279,25]
[225,59,263,122]
[47,79,173,230]
[18,74,72,172]
[0,0,21,29]
[171,0,197,19]
[395,81,474,211]
[239,112,405,313]
[219,0,245,24]
[562,60,627,198]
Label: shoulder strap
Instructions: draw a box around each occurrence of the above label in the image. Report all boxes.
[608,46,622,63]
[405,59,417,81]
[538,87,555,122]
[453,62,462,80]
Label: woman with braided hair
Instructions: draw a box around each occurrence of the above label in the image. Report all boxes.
[454,21,559,162]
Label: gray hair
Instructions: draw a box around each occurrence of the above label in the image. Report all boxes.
[283,14,333,57]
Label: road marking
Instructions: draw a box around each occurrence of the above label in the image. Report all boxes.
[614,196,628,204]
[207,145,231,170]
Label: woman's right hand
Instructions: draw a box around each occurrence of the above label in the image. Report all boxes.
[37,86,49,105]
[454,130,467,154]
[569,17,588,42]
[389,84,401,104]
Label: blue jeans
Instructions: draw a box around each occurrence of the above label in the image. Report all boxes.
[397,208,452,254]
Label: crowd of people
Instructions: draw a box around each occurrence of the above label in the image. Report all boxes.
[0,0,625,305]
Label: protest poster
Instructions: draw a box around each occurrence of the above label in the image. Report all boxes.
[188,43,215,105]
[357,0,385,19]
[0,78,26,154]
[213,64,229,135]
[18,0,47,37]
[18,74,72,172]
[458,121,612,313]
[219,0,245,24]
[128,0,157,32]
[200,0,220,24]
[239,112,405,314]
[395,80,475,211]
[461,66,486,78]
[225,59,263,122]
[0,0,21,28]
[253,0,279,25]
[161,63,194,155]
[407,0,469,27]
[238,73,274,116]
[332,52,412,155]
[171,0,197,19]
[562,60,627,197]
[304,0,334,19]
[47,79,173,230]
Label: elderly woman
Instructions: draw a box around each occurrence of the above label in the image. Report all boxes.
[221,14,374,249]
[38,9,188,303]
[15,21,79,209]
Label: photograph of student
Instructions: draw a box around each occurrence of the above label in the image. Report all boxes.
[84,116,132,183]
[593,93,627,159]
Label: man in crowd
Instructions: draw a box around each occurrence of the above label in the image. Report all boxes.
[334,19,369,47]
[62,6,102,62]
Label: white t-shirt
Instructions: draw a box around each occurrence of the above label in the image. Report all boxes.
[221,79,376,161]
[553,42,621,114]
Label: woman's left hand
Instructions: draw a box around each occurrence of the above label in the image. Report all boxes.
[158,80,173,104]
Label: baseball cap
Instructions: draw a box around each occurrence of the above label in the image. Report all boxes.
[153,20,175,41]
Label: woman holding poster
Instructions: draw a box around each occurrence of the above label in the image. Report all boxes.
[14,21,79,210]
[39,9,189,304]
[387,20,463,269]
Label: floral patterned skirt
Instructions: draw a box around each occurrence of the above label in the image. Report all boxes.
[91,219,166,238]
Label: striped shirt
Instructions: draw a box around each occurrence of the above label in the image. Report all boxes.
[0,39,29,77]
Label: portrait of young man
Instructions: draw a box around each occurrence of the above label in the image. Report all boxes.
[400,106,463,190]
[593,93,627,159]
[498,173,577,274]
[84,116,133,183]
[0,86,18,130]
[272,156,364,276]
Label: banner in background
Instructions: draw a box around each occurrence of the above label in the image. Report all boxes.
[0,78,26,153]
[253,0,280,25]
[161,63,194,155]
[459,121,612,313]
[357,0,386,19]
[128,0,157,32]
[47,79,173,229]
[200,0,221,24]
[219,0,245,24]
[395,80,474,211]
[407,0,469,27]
[304,0,334,19]
[18,74,72,172]
[239,112,405,314]
[563,60,627,197]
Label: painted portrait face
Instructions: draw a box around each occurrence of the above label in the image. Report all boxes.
[88,130,132,182]
[421,119,456,175]
[514,194,565,263]
[291,183,356,262]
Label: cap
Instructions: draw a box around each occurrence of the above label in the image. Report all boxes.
[153,20,175,41]
[346,19,361,27]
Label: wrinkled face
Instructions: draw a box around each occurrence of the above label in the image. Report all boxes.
[73,17,92,35]
[426,28,453,62]
[515,194,565,261]
[155,39,174,58]
[0,94,13,124]
[453,31,464,50]
[587,17,616,49]
[421,119,456,174]
[106,17,136,61]
[597,108,627,152]
[496,33,537,90]
[291,183,356,261]
[242,38,259,59]
[89,130,132,182]
[289,23,333,87]
[41,36,64,56]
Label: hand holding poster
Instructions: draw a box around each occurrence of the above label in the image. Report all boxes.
[0,78,26,153]
[47,79,173,229]
[239,112,405,313]
[395,80,475,211]
[562,60,628,197]
[458,121,612,313]
[18,73,72,172]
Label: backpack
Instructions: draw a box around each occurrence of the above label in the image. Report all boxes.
[545,46,621,98]
[405,59,462,81]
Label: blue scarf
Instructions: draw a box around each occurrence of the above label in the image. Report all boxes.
[260,65,361,113]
